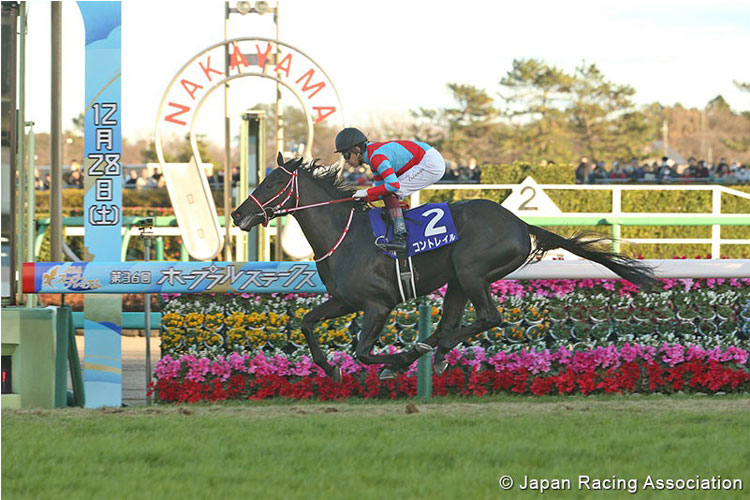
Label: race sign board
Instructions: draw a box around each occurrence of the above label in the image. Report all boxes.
[22,261,325,295]
[501,176,562,215]
[79,1,123,409]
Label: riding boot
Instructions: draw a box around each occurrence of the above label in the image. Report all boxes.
[381,194,408,253]
[382,214,408,253]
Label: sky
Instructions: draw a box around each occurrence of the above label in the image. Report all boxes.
[22,0,750,145]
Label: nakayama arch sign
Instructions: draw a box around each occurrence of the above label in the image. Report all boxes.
[155,37,345,163]
[154,37,346,260]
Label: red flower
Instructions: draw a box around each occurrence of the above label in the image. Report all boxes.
[148,350,750,403]
[530,376,555,396]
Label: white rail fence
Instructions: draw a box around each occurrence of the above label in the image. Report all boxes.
[413,184,750,258]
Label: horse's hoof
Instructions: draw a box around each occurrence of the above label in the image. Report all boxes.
[331,366,342,384]
[414,342,434,354]
[434,360,448,376]
[379,368,397,380]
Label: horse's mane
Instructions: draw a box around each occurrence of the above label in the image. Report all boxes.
[296,160,360,203]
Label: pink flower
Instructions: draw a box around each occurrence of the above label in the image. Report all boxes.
[721,346,748,365]
[154,355,181,380]
[210,357,232,381]
[620,343,639,363]
[228,352,249,372]
[185,356,210,382]
[659,343,685,368]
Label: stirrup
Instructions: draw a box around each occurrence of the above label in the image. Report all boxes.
[381,234,407,252]
[375,236,407,253]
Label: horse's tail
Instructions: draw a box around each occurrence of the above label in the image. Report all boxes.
[525,225,657,290]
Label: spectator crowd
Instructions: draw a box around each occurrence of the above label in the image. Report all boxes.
[575,156,750,184]
[35,162,169,191]
[33,155,749,192]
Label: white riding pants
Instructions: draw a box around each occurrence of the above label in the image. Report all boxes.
[394,147,446,199]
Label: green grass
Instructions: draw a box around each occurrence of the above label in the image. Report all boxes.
[3,395,750,499]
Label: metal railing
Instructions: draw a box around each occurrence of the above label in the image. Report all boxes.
[34,216,278,262]
[34,184,749,261]
[413,183,750,256]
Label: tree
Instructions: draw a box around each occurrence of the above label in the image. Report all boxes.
[567,62,658,162]
[244,104,340,165]
[719,83,750,153]
[409,60,749,168]
[706,95,732,113]
[497,59,575,162]
[174,133,216,167]
[71,112,85,137]
[409,107,448,148]
[442,84,502,163]
[410,83,507,164]
[139,139,168,163]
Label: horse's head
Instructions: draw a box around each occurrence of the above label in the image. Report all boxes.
[231,152,303,231]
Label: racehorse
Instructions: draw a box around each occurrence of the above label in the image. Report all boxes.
[231,154,656,381]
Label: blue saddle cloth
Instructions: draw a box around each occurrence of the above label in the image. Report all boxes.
[367,202,459,258]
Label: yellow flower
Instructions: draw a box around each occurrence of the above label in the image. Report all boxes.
[185,312,204,328]
[225,312,245,328]
[163,313,180,327]
[289,330,306,345]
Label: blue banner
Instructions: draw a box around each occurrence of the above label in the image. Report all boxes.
[80,1,122,250]
[79,1,122,409]
[23,261,325,294]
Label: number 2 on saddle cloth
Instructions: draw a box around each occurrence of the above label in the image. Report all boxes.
[367,199,460,300]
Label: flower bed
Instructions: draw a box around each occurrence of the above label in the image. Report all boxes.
[159,278,750,358]
[152,276,750,402]
[148,344,750,402]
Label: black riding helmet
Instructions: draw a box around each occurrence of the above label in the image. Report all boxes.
[334,127,367,153]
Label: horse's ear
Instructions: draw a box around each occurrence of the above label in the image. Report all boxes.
[292,157,304,169]
[276,152,284,167]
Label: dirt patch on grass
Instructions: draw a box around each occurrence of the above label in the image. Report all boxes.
[6,395,750,421]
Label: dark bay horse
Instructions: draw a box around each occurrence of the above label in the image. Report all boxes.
[231,155,655,381]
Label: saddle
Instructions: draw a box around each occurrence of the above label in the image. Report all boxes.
[367,202,459,302]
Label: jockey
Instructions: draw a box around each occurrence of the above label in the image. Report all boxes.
[335,127,446,253]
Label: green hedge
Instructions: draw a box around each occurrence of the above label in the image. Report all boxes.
[35,188,228,216]
[34,170,750,260]
[420,164,750,259]
[35,189,173,216]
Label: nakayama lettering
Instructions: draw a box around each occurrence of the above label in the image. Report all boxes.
[161,39,340,128]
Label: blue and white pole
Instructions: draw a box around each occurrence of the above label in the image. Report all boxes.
[78,1,123,407]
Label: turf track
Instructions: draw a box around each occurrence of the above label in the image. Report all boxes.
[3,395,749,499]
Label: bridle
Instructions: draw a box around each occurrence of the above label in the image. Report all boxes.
[246,165,300,227]
[244,165,357,262]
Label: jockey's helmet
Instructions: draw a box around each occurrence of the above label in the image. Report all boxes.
[334,127,367,153]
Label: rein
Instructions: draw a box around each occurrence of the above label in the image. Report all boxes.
[247,166,357,262]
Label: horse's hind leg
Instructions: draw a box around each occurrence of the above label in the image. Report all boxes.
[301,297,356,382]
[433,279,502,374]
[432,237,530,373]
[352,283,468,378]
[385,282,468,373]
[423,282,467,349]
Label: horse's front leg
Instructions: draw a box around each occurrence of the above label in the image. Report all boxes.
[300,297,356,382]
[354,303,422,380]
